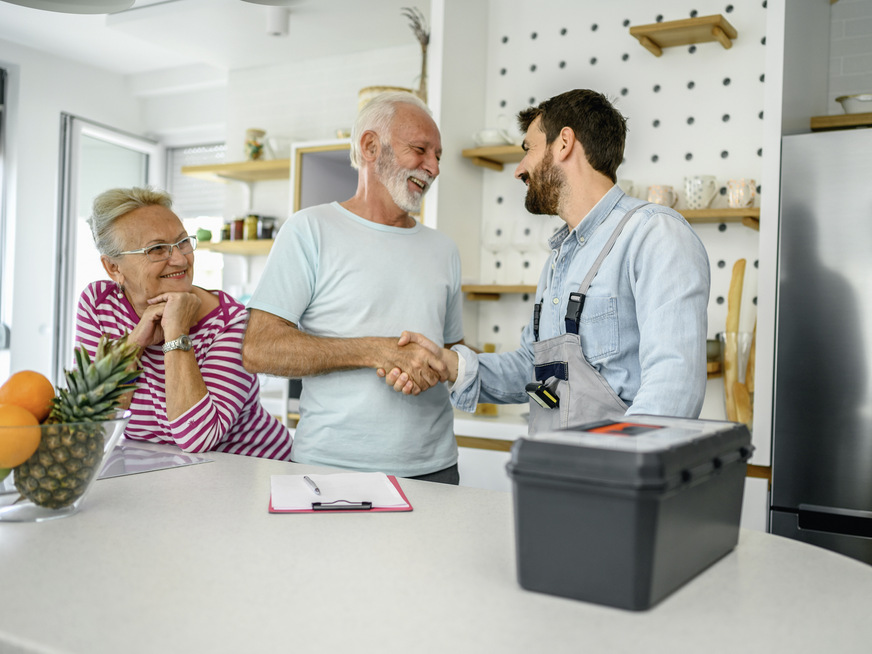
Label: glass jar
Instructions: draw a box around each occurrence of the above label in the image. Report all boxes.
[258,216,276,239]
[244,215,259,240]
[230,218,245,241]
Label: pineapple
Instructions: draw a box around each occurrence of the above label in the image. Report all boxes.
[14,335,140,509]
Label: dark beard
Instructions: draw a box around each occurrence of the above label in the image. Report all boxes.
[524,150,563,215]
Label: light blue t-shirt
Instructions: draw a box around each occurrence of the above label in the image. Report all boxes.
[248,202,464,476]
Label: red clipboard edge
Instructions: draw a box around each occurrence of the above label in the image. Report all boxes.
[269,474,413,514]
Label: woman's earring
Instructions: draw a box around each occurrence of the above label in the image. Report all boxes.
[116,283,125,299]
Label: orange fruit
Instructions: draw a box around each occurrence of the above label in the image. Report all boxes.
[0,370,55,423]
[0,404,42,468]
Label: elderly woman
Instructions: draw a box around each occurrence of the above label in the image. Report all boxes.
[75,186,291,460]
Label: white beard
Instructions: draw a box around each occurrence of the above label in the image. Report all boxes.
[376,144,433,213]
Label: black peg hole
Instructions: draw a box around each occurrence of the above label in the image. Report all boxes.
[651,154,659,163]
[502,36,508,44]
[723,114,730,122]
[718,223,727,232]
[685,153,693,161]
[653,84,661,92]
[721,150,729,159]
[723,77,731,86]
[688,80,695,89]
[687,116,695,125]
[653,119,661,127]
[717,260,726,268]
[716,296,725,304]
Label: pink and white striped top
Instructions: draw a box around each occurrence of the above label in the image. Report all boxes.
[75,280,292,461]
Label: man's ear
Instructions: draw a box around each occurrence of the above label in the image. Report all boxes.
[359,130,380,164]
[101,255,123,286]
[554,126,576,162]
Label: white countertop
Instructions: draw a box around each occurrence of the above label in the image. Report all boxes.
[1,446,870,654]
[453,404,528,440]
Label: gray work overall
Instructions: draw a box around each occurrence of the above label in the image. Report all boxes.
[528,204,648,435]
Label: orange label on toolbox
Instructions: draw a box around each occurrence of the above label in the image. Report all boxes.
[587,422,664,436]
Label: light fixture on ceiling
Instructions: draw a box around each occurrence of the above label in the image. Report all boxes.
[263,6,288,37]
[0,0,134,13]
[240,0,294,5]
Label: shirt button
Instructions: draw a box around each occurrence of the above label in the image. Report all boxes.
[579,236,585,244]
[552,297,560,305]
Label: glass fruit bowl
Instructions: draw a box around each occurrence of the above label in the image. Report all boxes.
[0,413,130,522]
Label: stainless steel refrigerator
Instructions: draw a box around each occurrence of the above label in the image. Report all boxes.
[771,129,872,564]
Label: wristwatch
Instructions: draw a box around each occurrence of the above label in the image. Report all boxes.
[162,334,193,353]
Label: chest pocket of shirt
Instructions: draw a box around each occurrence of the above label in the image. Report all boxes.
[579,296,619,362]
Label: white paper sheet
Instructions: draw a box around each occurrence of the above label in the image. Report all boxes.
[270,472,408,510]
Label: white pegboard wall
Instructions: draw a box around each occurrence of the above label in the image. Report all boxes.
[472,0,767,347]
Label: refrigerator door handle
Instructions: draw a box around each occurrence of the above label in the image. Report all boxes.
[797,504,872,538]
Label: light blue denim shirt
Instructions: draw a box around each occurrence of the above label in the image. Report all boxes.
[451,185,710,418]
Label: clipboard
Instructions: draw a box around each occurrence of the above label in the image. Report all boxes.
[269,474,413,514]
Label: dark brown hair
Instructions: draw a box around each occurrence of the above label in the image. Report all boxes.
[518,89,627,182]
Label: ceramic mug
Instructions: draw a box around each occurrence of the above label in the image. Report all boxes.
[474,128,508,147]
[684,175,717,210]
[728,178,757,208]
[647,184,677,207]
[497,114,523,146]
[617,179,635,198]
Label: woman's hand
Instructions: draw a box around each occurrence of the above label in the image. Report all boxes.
[147,292,201,340]
[128,302,167,348]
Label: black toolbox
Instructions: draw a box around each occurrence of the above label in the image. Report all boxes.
[506,416,753,610]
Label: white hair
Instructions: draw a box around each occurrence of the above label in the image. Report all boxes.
[349,92,431,169]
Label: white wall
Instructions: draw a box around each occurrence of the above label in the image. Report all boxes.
[0,38,145,377]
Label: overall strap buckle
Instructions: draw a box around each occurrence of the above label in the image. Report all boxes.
[564,292,585,335]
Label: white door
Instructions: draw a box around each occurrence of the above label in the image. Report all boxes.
[53,115,163,383]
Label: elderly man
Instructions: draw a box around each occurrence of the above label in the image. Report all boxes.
[242,92,464,483]
[386,89,710,433]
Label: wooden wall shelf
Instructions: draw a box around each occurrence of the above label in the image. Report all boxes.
[198,240,274,256]
[181,159,290,183]
[681,208,760,230]
[461,145,524,171]
[810,112,872,131]
[462,284,536,301]
[630,14,738,57]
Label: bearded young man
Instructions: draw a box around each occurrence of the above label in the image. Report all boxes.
[242,92,465,484]
[385,89,710,433]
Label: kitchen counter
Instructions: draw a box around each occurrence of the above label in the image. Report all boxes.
[1,447,870,654]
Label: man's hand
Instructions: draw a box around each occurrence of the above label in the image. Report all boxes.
[377,331,459,395]
[376,332,447,395]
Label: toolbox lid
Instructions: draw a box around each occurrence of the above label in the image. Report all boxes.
[508,415,753,491]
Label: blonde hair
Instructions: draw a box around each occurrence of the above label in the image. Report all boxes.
[349,92,431,169]
[88,186,173,256]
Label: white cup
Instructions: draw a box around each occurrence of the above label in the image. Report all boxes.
[647,184,677,208]
[497,114,523,146]
[728,178,757,208]
[617,179,635,198]
[473,128,508,147]
[684,175,717,210]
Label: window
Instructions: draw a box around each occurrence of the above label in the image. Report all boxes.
[166,143,227,294]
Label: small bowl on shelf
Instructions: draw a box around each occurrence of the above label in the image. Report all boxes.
[0,414,130,522]
[835,93,872,114]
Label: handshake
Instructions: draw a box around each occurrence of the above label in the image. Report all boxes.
[376,331,459,395]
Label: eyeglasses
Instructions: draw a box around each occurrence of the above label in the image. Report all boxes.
[118,235,198,262]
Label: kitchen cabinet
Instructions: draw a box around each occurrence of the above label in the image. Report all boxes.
[629,14,738,57]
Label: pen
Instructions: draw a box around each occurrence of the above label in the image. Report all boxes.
[303,475,321,495]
